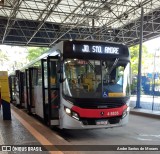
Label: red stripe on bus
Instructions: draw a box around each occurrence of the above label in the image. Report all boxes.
[71,105,127,118]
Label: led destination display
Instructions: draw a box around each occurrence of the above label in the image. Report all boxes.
[73,44,120,55]
[63,41,129,60]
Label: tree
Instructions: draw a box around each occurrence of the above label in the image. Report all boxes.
[0,49,9,70]
[129,45,152,76]
[129,45,153,94]
[0,46,30,73]
[27,47,49,62]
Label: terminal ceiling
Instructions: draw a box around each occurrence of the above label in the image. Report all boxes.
[1,0,160,47]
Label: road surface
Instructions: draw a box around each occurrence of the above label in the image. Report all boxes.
[53,114,160,154]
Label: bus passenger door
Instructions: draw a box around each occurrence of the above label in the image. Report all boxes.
[9,75,16,103]
[25,68,37,114]
[25,69,30,113]
[16,71,25,108]
[48,56,60,126]
[41,59,48,124]
[41,56,60,126]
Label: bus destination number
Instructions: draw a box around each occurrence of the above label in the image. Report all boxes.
[81,45,119,54]
[107,111,119,116]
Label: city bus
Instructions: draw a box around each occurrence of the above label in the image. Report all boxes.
[10,40,131,129]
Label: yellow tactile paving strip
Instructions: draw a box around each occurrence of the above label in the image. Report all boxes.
[11,105,63,154]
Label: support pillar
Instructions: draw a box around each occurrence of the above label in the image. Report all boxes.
[135,7,144,108]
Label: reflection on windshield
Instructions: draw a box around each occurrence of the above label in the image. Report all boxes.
[63,59,130,98]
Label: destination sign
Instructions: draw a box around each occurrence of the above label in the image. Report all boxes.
[73,44,120,55]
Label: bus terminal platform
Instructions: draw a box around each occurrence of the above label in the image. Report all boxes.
[0,105,70,154]
[0,101,159,154]
[130,95,160,119]
[130,108,160,119]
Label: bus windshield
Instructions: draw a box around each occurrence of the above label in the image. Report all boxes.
[63,59,130,98]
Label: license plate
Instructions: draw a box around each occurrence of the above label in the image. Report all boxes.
[96,120,108,125]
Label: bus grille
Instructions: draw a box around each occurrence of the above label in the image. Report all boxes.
[78,102,124,109]
[81,117,121,125]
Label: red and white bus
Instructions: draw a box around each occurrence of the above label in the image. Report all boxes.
[10,40,130,129]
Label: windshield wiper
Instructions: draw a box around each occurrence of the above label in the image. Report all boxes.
[87,60,97,73]
[108,58,119,75]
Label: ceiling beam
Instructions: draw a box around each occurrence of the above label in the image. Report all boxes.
[2,0,23,43]
[26,0,62,45]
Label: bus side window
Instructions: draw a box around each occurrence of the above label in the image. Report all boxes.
[50,77,56,86]
[50,61,59,88]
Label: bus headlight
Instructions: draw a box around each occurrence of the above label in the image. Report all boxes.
[65,107,71,115]
[64,107,79,121]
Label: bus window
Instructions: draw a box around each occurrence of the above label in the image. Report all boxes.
[63,59,130,98]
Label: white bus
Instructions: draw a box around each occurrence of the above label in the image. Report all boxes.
[10,40,131,129]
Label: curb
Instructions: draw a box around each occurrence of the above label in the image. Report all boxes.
[130,110,160,119]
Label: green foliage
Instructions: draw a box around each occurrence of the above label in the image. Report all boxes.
[27,47,49,61]
[0,49,8,61]
[0,47,28,72]
[129,45,154,94]
[0,49,9,70]
[129,45,152,75]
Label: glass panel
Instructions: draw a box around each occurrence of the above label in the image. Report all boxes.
[26,70,29,87]
[63,58,130,98]
[32,68,38,86]
[37,67,42,86]
[63,59,101,98]
[43,62,48,88]
[101,60,130,98]
[33,61,42,86]
[49,60,58,88]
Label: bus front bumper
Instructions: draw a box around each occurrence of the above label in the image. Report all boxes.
[60,111,129,129]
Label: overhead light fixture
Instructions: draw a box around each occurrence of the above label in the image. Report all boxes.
[107,29,113,33]
[101,0,107,3]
